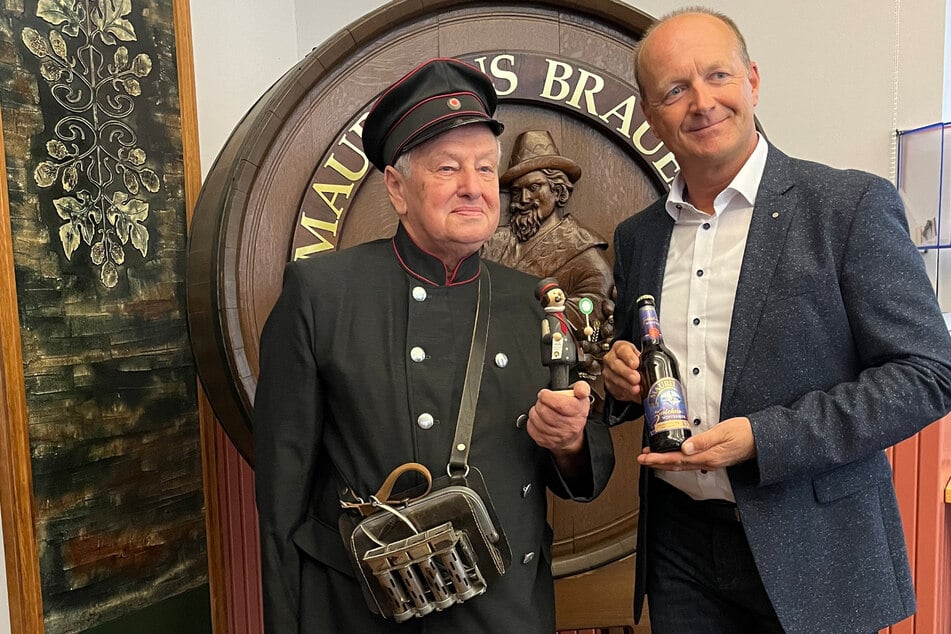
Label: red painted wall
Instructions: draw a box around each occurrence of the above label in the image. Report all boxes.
[885,413,951,634]
[215,426,262,634]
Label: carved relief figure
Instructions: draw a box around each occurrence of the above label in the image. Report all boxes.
[482,130,615,375]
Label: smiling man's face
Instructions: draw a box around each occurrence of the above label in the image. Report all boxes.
[637,12,760,179]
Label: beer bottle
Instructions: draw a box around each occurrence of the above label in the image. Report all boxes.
[637,294,691,453]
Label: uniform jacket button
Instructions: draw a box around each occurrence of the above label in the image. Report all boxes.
[494,353,508,368]
[412,286,427,301]
[410,346,426,362]
[417,413,434,429]
[522,552,535,564]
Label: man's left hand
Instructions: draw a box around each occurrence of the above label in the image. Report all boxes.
[637,416,756,471]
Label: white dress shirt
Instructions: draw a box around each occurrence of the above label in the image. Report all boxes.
[657,134,768,502]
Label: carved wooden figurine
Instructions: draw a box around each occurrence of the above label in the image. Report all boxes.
[536,277,579,391]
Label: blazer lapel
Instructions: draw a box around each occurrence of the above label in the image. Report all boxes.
[638,202,674,313]
[721,146,799,411]
[613,200,673,340]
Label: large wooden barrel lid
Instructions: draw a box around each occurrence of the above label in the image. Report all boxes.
[186,0,671,577]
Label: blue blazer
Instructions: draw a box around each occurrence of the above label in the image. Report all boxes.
[610,145,951,634]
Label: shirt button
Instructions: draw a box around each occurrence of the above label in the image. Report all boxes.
[495,353,508,368]
[696,269,704,277]
[412,286,427,301]
[693,418,701,426]
[522,552,535,564]
[700,469,709,475]
[692,367,700,375]
[417,413,434,429]
[702,222,711,230]
[676,204,683,210]
[692,317,700,326]
[515,414,528,429]
[410,346,426,362]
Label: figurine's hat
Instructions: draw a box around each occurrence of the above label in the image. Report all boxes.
[363,58,503,172]
[535,276,562,300]
[500,130,582,186]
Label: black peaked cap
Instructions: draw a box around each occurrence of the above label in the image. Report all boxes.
[363,58,504,172]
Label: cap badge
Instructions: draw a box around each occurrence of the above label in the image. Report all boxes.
[447,97,462,110]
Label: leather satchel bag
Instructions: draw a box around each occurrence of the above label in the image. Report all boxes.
[338,462,510,622]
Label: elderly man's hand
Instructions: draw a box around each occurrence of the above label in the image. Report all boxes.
[603,339,643,403]
[527,381,591,473]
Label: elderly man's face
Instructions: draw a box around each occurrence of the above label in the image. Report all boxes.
[383,125,500,267]
[509,170,559,242]
[638,13,759,178]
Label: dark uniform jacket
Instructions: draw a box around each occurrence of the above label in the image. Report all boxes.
[608,145,951,634]
[255,223,615,633]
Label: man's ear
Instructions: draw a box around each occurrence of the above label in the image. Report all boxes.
[383,165,408,217]
[748,61,761,107]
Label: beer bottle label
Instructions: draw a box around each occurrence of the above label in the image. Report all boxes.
[644,377,690,434]
[638,303,661,342]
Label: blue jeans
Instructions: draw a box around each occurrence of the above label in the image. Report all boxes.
[645,477,785,634]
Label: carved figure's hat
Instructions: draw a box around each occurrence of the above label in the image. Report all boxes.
[500,130,582,186]
[363,58,503,172]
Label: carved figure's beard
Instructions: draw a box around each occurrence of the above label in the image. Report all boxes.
[509,204,544,243]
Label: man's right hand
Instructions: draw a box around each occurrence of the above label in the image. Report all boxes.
[603,339,643,403]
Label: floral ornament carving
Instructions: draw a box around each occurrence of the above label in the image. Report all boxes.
[22,0,157,288]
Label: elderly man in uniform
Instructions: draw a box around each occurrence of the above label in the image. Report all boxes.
[254,57,615,633]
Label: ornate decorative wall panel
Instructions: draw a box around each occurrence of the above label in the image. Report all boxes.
[0,1,206,631]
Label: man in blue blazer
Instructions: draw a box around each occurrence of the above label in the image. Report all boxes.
[604,8,951,634]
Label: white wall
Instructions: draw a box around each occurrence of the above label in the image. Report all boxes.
[188,0,300,175]
[293,1,386,62]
